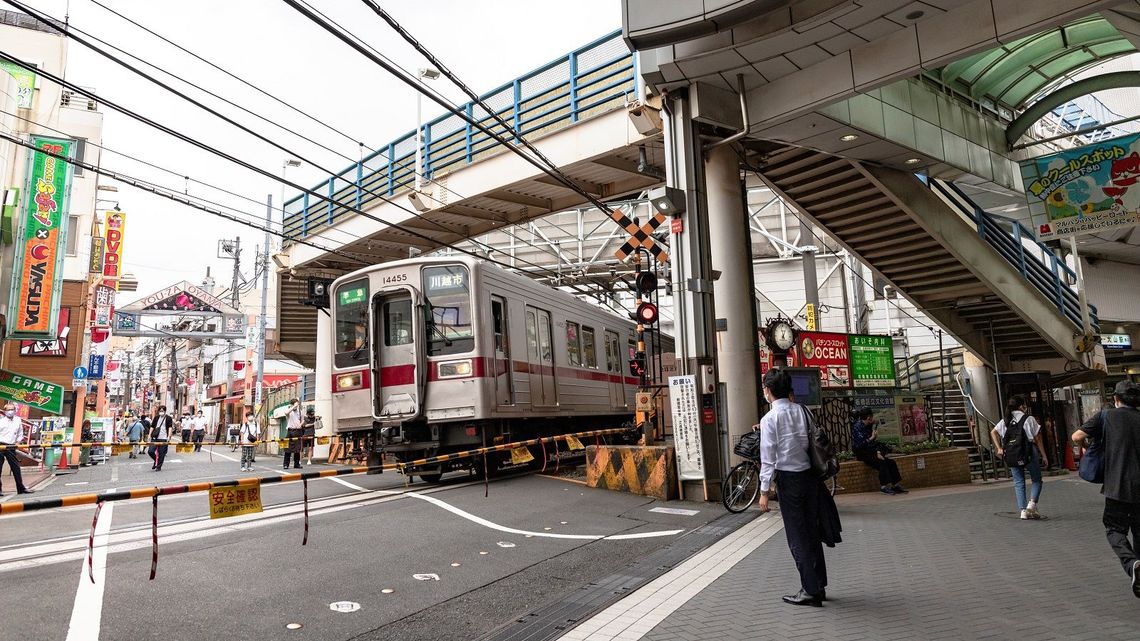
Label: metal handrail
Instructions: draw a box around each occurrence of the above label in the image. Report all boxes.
[282,30,635,240]
[920,176,1099,332]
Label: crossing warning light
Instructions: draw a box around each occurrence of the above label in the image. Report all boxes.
[636,302,659,325]
[629,352,647,377]
[635,271,657,296]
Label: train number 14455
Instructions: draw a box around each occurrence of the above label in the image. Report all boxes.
[382,273,408,284]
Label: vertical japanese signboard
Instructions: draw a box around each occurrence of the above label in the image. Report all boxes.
[0,60,36,108]
[1020,132,1140,240]
[797,332,851,389]
[849,334,895,388]
[668,375,704,480]
[6,136,74,340]
[101,211,126,289]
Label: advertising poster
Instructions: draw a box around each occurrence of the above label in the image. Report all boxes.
[894,395,929,442]
[668,375,704,480]
[1020,132,1140,240]
[0,60,36,108]
[852,395,899,441]
[19,307,70,356]
[849,334,896,388]
[797,331,851,389]
[6,136,74,339]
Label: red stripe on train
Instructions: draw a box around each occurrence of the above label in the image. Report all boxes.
[374,358,638,386]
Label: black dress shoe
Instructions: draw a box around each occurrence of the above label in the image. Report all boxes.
[782,590,823,607]
[17,489,34,495]
[820,589,828,601]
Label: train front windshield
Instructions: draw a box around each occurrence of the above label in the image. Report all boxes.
[423,265,474,356]
[335,279,369,368]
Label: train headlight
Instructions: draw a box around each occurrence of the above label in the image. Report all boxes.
[437,359,473,379]
[333,370,368,392]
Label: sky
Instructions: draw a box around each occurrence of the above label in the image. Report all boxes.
[17,0,622,301]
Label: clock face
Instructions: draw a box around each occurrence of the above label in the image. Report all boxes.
[772,322,795,350]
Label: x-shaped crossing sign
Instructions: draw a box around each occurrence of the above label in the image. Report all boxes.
[611,209,668,263]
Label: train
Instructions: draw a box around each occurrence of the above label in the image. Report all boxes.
[329,255,662,481]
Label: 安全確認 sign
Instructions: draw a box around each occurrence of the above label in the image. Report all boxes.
[0,368,64,415]
[797,332,850,389]
[1020,132,1140,241]
[849,334,895,388]
[6,136,74,340]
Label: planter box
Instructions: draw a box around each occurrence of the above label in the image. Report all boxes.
[835,447,971,494]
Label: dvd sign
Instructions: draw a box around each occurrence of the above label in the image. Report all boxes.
[797,332,851,389]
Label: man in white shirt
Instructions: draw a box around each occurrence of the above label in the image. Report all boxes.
[0,403,34,495]
[179,411,193,444]
[757,368,826,607]
[239,411,260,472]
[192,410,208,452]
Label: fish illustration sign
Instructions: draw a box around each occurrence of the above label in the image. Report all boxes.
[1020,132,1140,241]
[6,136,75,339]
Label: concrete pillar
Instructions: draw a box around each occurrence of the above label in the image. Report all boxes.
[706,144,760,461]
[963,351,1000,442]
[313,311,334,460]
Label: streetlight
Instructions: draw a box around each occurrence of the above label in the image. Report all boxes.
[414,67,440,192]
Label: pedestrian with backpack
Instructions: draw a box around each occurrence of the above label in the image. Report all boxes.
[990,395,1049,520]
[1072,380,1140,599]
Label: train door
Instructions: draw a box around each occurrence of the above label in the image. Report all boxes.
[605,330,626,409]
[526,306,557,407]
[374,292,421,420]
[491,296,513,407]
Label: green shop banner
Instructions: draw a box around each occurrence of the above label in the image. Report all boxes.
[0,368,64,414]
[849,334,895,388]
[1020,132,1140,241]
[6,135,74,339]
[0,60,36,108]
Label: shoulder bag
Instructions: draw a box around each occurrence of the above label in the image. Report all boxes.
[800,405,839,480]
[1078,410,1105,484]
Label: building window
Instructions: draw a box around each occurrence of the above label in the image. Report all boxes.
[65,215,79,256]
[73,138,86,176]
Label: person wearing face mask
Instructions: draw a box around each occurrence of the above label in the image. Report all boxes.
[0,404,33,495]
[192,410,207,452]
[851,408,906,495]
[148,405,174,471]
[240,411,260,472]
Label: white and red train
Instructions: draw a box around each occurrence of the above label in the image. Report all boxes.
[329,256,652,480]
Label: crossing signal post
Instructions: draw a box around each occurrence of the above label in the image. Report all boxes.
[632,253,658,444]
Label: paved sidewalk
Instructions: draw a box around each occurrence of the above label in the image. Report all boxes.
[560,476,1139,641]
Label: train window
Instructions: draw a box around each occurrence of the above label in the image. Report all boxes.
[423,265,474,356]
[538,313,553,362]
[582,327,597,368]
[334,279,369,368]
[526,310,538,357]
[384,300,413,346]
[566,322,581,366]
[491,298,507,353]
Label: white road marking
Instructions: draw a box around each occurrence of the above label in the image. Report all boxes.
[649,507,700,516]
[64,482,89,487]
[560,515,783,641]
[326,476,368,492]
[109,463,118,484]
[65,499,114,641]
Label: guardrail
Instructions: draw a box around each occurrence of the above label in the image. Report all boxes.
[921,176,1099,332]
[282,30,636,241]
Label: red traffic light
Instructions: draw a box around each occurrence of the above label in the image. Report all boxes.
[636,302,658,325]
[635,271,658,295]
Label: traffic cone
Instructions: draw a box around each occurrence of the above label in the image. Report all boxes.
[1064,441,1078,471]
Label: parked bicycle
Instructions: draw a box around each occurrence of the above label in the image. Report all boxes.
[722,428,841,513]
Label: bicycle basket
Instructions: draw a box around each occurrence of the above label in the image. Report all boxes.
[734,431,762,459]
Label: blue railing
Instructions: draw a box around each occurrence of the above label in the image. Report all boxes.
[922,177,1099,332]
[283,30,636,240]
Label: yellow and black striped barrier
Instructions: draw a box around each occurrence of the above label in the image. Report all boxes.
[0,436,333,452]
[0,426,634,516]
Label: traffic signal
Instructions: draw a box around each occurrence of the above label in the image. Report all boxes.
[629,352,647,377]
[634,270,658,326]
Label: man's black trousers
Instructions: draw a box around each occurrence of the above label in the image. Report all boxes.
[778,469,828,596]
[1104,498,1140,575]
[855,447,901,487]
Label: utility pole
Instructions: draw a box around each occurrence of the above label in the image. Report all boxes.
[255,195,271,413]
[228,237,242,310]
[168,339,179,412]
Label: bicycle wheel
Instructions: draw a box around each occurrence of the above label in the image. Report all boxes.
[722,461,761,513]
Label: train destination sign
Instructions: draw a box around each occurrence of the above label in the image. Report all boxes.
[797,332,851,389]
[849,334,896,388]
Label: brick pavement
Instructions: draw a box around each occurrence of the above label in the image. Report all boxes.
[600,477,1138,641]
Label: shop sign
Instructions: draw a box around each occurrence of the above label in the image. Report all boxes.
[0,368,64,414]
[797,332,850,389]
[93,285,115,329]
[852,395,897,439]
[101,211,126,289]
[0,60,37,108]
[1101,333,1132,350]
[89,236,105,273]
[1020,132,1140,240]
[208,482,263,519]
[668,375,704,480]
[849,334,895,388]
[6,136,75,340]
[207,383,227,399]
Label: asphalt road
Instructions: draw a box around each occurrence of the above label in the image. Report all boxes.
[0,449,719,641]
